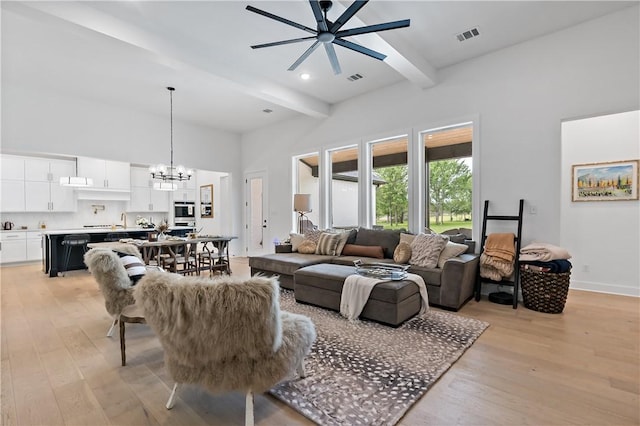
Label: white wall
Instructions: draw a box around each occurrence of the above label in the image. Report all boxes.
[561,111,640,297]
[195,170,230,238]
[1,85,245,254]
[241,7,639,288]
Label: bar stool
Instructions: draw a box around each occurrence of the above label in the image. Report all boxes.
[61,234,91,276]
[105,232,130,242]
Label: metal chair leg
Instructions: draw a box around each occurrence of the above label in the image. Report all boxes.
[166,383,179,409]
[245,390,254,426]
[107,317,118,337]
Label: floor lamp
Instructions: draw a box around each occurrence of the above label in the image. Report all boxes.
[293,194,312,234]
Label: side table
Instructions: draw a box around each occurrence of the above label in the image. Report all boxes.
[275,244,292,253]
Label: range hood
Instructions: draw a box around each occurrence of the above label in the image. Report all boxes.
[75,188,131,201]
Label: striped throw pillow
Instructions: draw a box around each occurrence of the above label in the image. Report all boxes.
[315,232,341,255]
[116,251,146,284]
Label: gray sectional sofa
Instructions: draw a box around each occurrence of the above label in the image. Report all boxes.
[249,227,479,313]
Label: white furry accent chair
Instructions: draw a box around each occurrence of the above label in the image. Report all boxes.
[84,244,142,337]
[134,271,316,426]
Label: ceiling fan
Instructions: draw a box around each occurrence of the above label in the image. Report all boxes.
[246,0,410,75]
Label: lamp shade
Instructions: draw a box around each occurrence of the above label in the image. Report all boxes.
[293,194,312,212]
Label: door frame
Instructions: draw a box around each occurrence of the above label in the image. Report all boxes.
[244,170,269,257]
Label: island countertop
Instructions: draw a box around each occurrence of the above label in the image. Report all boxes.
[40,226,195,236]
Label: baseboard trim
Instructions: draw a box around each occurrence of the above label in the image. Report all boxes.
[570,280,639,297]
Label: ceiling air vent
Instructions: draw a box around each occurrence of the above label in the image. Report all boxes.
[456,27,480,42]
[347,73,363,82]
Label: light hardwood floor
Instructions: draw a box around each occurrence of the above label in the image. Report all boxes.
[1,259,638,425]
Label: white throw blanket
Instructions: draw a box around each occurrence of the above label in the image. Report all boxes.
[519,242,572,262]
[340,273,429,321]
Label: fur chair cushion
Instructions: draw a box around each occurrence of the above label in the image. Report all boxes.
[84,246,140,316]
[134,272,316,393]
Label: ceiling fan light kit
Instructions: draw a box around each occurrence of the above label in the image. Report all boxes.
[246,0,410,75]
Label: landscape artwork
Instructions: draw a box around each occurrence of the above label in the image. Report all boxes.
[572,160,639,202]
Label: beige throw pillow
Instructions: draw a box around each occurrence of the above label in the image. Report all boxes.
[289,233,305,251]
[304,228,323,244]
[315,232,341,255]
[399,233,416,245]
[298,240,317,254]
[335,231,351,255]
[409,233,448,268]
[393,242,412,264]
[437,241,469,268]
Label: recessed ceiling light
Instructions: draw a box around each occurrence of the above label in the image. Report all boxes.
[300,73,311,80]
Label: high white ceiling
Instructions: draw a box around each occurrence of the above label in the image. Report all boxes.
[2,1,634,134]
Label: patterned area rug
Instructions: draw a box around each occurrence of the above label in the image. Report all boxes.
[271,291,489,426]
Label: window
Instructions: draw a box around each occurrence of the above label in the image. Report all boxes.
[329,146,358,229]
[422,124,473,234]
[369,135,409,230]
[294,153,320,230]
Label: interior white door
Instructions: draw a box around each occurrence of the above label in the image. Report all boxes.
[245,172,268,256]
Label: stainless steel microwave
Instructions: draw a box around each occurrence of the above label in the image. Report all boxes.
[174,201,195,219]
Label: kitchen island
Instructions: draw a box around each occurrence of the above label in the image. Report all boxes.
[42,226,195,277]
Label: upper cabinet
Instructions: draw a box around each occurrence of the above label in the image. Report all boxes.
[77,157,130,190]
[1,155,25,180]
[127,166,169,212]
[1,155,26,211]
[24,158,76,212]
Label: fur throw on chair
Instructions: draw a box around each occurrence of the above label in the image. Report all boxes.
[134,272,316,393]
[84,244,142,317]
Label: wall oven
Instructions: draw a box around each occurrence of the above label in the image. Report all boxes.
[174,201,195,227]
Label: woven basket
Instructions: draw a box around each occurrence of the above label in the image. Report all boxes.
[521,269,571,314]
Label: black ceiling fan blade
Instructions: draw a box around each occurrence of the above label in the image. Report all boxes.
[333,38,386,61]
[330,0,368,33]
[251,36,317,49]
[246,5,317,35]
[288,40,321,71]
[324,43,342,75]
[309,0,328,32]
[335,19,410,38]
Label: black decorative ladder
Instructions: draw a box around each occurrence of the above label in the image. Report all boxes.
[474,199,524,309]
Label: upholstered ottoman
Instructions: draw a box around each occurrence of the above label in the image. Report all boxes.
[294,263,422,327]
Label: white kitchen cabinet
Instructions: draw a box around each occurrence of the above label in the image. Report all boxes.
[24,157,75,182]
[26,231,44,261]
[77,157,130,190]
[173,189,196,203]
[1,155,25,180]
[1,180,26,212]
[130,166,153,188]
[0,231,26,263]
[128,184,169,212]
[128,166,169,212]
[24,179,75,212]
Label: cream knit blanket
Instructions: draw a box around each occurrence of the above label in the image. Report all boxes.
[340,273,429,321]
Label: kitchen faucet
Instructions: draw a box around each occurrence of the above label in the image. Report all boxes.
[121,212,127,229]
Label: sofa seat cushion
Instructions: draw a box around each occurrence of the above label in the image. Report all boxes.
[407,265,442,287]
[249,253,335,276]
[294,264,420,304]
[330,256,397,267]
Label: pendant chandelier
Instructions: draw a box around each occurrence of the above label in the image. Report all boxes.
[149,87,193,191]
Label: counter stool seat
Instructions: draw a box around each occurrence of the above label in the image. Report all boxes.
[61,234,90,276]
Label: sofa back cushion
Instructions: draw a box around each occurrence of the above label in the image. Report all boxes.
[354,227,402,259]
